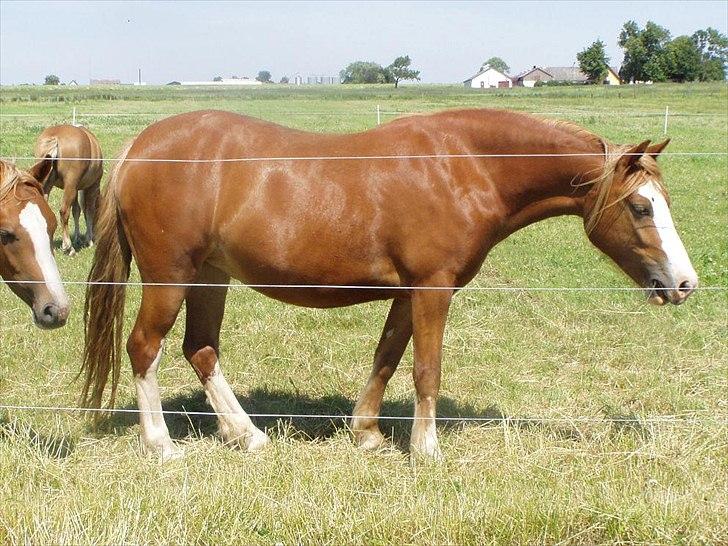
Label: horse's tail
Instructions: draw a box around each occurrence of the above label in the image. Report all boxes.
[35,136,59,160]
[34,136,59,190]
[80,141,134,411]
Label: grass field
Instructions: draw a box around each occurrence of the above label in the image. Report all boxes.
[1,83,727,544]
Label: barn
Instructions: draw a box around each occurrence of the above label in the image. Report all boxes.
[513,66,553,87]
[463,65,513,89]
[514,65,622,86]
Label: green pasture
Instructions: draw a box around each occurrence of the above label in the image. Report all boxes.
[0,83,727,544]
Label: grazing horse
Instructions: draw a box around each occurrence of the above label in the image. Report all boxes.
[81,109,698,460]
[35,124,103,255]
[0,159,70,329]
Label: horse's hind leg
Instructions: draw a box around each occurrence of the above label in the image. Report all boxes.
[71,193,82,247]
[58,183,77,255]
[351,297,413,450]
[82,183,100,246]
[182,263,269,451]
[127,285,188,460]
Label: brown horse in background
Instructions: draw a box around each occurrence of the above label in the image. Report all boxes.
[0,159,70,329]
[81,109,698,460]
[35,124,103,255]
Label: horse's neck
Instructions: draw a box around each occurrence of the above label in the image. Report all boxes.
[463,117,607,237]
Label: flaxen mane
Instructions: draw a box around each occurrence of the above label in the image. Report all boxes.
[0,160,46,203]
[539,117,667,233]
[0,161,25,202]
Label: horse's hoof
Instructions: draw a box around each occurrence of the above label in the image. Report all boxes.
[355,429,387,451]
[141,439,182,462]
[160,445,184,462]
[410,439,444,462]
[244,429,270,452]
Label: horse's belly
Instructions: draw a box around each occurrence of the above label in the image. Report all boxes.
[209,242,402,308]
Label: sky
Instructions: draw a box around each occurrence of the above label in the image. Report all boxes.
[1,1,726,85]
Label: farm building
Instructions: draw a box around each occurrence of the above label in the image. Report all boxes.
[463,65,513,89]
[180,78,262,86]
[90,78,121,85]
[306,75,339,84]
[513,66,552,87]
[514,66,621,86]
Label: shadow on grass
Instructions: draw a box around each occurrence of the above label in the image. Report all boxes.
[605,412,652,439]
[0,414,75,459]
[99,388,590,451]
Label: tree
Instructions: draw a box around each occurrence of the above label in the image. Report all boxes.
[386,55,420,88]
[577,40,609,83]
[213,76,223,82]
[340,61,391,84]
[618,20,671,82]
[280,75,289,84]
[664,36,702,82]
[618,20,640,47]
[480,56,510,74]
[44,74,60,85]
[256,70,272,83]
[692,27,728,80]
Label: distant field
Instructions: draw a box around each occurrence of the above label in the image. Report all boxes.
[1,83,727,544]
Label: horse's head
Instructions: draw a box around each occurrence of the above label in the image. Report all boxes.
[0,159,69,328]
[583,139,698,306]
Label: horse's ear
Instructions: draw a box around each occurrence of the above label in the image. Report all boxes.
[647,138,670,159]
[27,157,54,184]
[618,140,651,169]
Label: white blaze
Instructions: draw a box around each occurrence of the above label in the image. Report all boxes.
[18,202,69,307]
[637,182,697,286]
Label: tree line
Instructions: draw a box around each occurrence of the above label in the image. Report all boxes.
[339,55,420,87]
[578,21,727,83]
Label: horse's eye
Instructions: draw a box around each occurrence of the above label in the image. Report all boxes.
[0,230,17,245]
[630,203,652,217]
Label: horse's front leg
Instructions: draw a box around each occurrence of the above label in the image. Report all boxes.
[351,297,413,449]
[410,283,453,460]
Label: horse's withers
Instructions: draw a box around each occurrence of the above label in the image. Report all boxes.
[0,159,70,329]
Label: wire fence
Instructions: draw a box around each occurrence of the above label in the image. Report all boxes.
[1,279,726,292]
[1,105,726,432]
[0,109,725,118]
[0,404,726,427]
[2,151,727,164]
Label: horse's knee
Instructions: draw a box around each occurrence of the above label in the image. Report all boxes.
[183,340,218,382]
[126,330,163,376]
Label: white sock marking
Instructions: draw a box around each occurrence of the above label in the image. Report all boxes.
[205,362,267,448]
[134,341,175,455]
[18,202,69,307]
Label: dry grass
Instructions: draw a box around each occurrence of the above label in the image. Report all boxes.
[0,82,726,544]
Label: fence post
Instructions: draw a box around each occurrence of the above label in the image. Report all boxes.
[72,107,77,126]
[663,105,669,135]
[376,105,381,125]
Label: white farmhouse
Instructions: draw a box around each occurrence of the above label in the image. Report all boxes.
[463,65,513,89]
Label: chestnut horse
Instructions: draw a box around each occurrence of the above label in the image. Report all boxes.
[0,159,70,329]
[35,124,103,255]
[81,109,698,460]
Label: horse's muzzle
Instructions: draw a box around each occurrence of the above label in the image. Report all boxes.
[647,276,698,306]
[33,302,70,329]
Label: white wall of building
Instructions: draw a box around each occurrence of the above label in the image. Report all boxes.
[466,68,512,89]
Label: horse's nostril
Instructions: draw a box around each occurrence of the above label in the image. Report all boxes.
[678,280,694,294]
[42,303,58,320]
